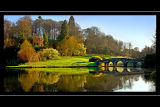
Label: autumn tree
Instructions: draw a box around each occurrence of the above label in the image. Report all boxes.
[33,34,44,46]
[4,20,11,39]
[4,20,16,48]
[131,47,140,58]
[56,36,86,56]
[140,46,154,57]
[18,40,40,62]
[16,16,32,41]
[83,27,99,54]
[82,26,140,57]
[9,23,18,38]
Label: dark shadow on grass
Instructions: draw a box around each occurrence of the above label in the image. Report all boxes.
[76,62,88,63]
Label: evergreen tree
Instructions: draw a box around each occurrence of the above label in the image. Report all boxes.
[68,16,83,43]
[68,16,76,36]
[57,20,69,41]
[43,31,48,48]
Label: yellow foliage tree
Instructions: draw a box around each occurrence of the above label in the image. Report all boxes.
[56,36,86,56]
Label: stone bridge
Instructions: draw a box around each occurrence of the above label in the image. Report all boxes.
[96,58,143,68]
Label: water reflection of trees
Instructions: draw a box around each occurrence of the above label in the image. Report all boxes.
[17,70,140,92]
[4,74,23,92]
[84,74,120,92]
[115,75,139,91]
[143,70,156,92]
[57,75,87,92]
[4,68,156,92]
[18,70,60,92]
[18,70,87,92]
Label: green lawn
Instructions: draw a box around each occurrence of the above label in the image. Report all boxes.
[6,55,136,68]
[7,56,97,68]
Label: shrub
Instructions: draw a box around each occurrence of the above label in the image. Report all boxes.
[73,43,86,56]
[89,56,102,62]
[18,40,40,62]
[38,48,59,61]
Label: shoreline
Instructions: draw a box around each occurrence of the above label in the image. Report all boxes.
[6,66,144,68]
[6,66,98,68]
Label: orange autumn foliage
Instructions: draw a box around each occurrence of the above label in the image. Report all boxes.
[33,35,44,46]
[18,40,40,62]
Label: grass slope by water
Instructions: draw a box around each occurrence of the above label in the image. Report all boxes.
[6,55,132,68]
[7,56,97,68]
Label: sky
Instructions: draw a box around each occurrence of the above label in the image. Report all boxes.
[4,15,156,51]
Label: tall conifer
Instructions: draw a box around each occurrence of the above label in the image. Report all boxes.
[58,20,69,41]
[68,16,76,36]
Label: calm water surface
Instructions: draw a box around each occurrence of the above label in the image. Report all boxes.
[4,67,156,92]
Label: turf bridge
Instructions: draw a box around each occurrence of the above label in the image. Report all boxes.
[96,58,143,67]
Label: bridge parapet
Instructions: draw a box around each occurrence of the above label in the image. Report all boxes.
[96,58,143,67]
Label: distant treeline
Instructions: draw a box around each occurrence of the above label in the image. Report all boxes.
[4,16,156,59]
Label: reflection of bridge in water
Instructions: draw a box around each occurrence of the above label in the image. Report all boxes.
[89,67,144,75]
[96,58,143,68]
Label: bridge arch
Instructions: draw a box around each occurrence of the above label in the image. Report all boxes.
[108,61,113,66]
[98,62,105,67]
[124,61,136,67]
[136,62,142,67]
[116,61,124,67]
[127,61,134,67]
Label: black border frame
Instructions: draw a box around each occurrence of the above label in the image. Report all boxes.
[0,11,159,96]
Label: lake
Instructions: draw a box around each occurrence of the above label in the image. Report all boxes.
[3,67,156,92]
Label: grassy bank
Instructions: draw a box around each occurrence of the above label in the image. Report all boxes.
[6,55,133,68]
[7,56,97,68]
